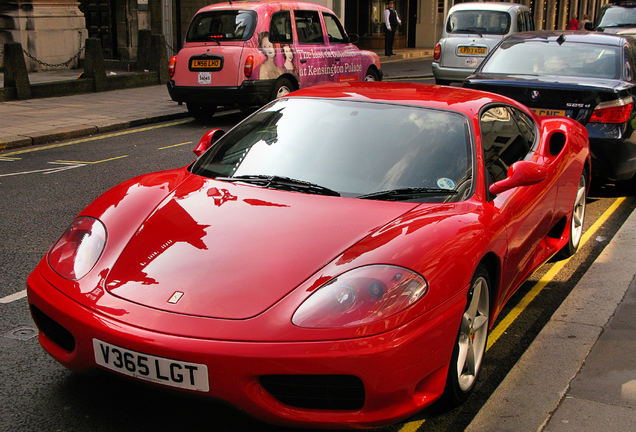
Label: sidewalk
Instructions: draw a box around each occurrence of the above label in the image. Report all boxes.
[467,206,636,432]
[0,48,431,151]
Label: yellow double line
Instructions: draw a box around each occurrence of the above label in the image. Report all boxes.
[399,196,627,432]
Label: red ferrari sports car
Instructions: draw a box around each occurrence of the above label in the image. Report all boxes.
[27,83,590,429]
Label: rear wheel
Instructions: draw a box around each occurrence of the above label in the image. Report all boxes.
[556,171,586,259]
[443,265,490,405]
[271,77,295,99]
[186,102,216,122]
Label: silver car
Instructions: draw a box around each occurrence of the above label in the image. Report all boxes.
[432,2,533,85]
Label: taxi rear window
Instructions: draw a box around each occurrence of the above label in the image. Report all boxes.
[186,10,257,42]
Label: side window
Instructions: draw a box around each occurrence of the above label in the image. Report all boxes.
[526,12,535,30]
[624,44,634,81]
[517,13,525,32]
[295,10,324,44]
[270,11,293,44]
[480,106,536,185]
[323,13,347,44]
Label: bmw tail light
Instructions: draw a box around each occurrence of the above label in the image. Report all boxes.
[48,217,106,281]
[244,55,254,78]
[590,97,633,124]
[433,43,441,61]
[292,265,428,329]
[168,55,177,78]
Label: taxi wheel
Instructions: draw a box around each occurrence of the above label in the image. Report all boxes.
[443,265,490,406]
[272,77,295,99]
[187,102,216,121]
[364,69,379,81]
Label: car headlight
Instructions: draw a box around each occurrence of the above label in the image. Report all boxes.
[292,265,428,329]
[47,217,107,280]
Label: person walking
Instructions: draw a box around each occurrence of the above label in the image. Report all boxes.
[384,1,401,56]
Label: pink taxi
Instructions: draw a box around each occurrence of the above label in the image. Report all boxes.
[167,1,382,120]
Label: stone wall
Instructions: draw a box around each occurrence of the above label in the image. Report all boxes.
[1,1,87,71]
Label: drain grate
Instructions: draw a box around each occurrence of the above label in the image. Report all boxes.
[3,326,38,341]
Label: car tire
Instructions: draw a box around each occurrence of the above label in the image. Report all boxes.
[435,78,451,85]
[364,68,380,81]
[443,265,491,406]
[187,102,216,122]
[556,170,587,259]
[271,77,295,99]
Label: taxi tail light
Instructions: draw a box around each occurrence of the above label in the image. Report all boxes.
[244,55,254,78]
[590,97,633,124]
[433,43,441,61]
[168,55,177,78]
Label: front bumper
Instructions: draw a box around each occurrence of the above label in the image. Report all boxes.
[167,79,274,107]
[431,62,477,83]
[27,267,465,429]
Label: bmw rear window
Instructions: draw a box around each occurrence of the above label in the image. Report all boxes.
[481,41,622,79]
[186,10,257,42]
[447,11,511,35]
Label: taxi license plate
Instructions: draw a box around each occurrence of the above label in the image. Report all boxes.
[457,46,487,55]
[189,58,222,71]
[530,108,566,117]
[93,339,209,392]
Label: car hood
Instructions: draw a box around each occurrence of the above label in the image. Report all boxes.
[104,176,416,319]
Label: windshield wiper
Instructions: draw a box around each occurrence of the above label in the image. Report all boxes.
[215,175,340,197]
[357,187,458,201]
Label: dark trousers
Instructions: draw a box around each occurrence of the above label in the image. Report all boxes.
[385,28,396,56]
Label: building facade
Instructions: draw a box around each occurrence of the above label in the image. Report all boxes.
[0,0,614,71]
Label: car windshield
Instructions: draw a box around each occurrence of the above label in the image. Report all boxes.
[447,10,511,35]
[480,40,622,79]
[597,6,636,28]
[186,10,257,42]
[190,98,473,202]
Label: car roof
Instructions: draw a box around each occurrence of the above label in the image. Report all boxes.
[287,82,523,118]
[505,30,631,46]
[197,0,334,13]
[449,2,529,12]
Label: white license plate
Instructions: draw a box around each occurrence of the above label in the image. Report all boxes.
[198,71,212,85]
[93,339,209,392]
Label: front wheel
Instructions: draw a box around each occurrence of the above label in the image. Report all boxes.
[556,171,586,259]
[443,265,491,406]
[364,68,379,81]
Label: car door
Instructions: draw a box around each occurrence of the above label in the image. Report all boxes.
[322,12,363,82]
[480,105,558,309]
[293,9,331,88]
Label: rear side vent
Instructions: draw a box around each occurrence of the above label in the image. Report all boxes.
[260,374,365,410]
[30,305,75,352]
[549,132,566,156]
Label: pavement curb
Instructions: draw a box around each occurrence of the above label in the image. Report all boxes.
[466,205,636,432]
[0,111,190,152]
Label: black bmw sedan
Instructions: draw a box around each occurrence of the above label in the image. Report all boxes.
[464,31,636,182]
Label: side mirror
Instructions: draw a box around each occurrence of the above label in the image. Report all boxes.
[347,32,360,44]
[194,129,225,156]
[489,160,547,195]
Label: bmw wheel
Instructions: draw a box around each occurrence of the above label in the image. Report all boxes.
[443,265,490,405]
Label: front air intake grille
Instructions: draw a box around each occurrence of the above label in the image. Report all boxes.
[259,374,365,410]
[30,305,75,352]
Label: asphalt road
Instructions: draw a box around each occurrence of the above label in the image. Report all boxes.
[0,111,634,432]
